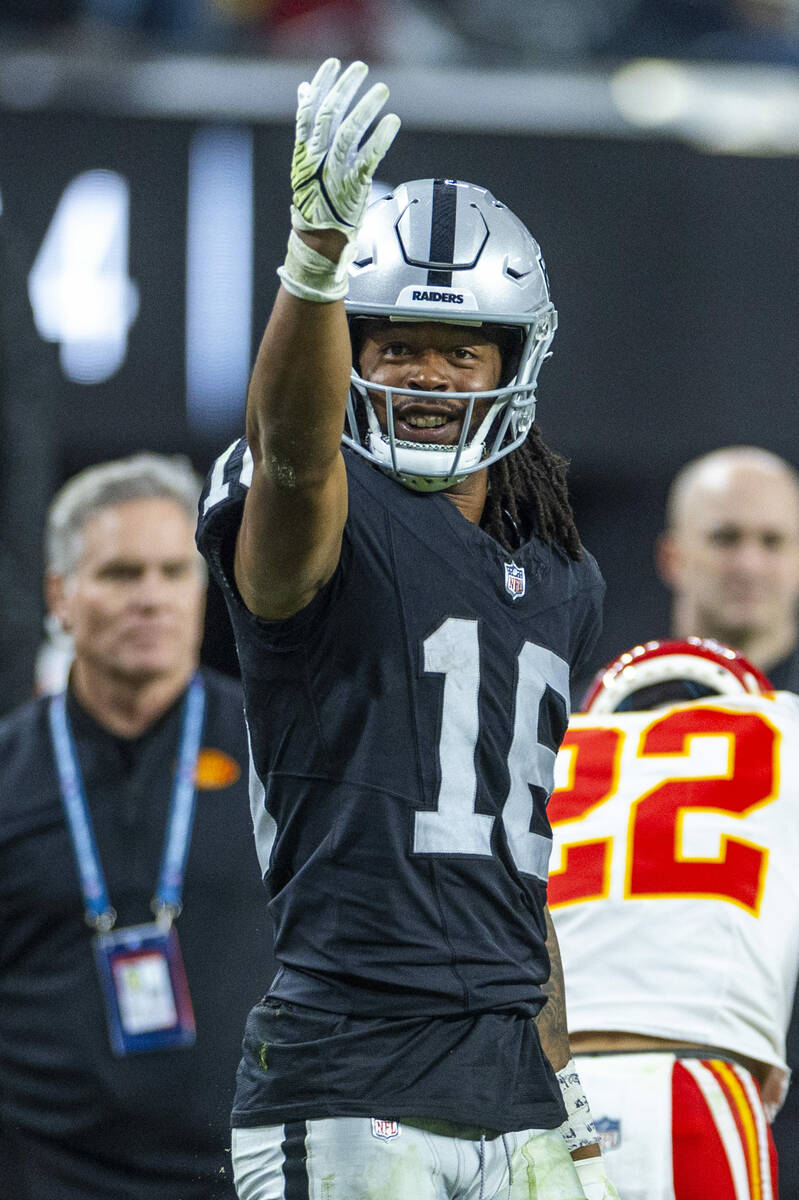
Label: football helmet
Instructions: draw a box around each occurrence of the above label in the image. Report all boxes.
[581,637,774,714]
[343,178,557,492]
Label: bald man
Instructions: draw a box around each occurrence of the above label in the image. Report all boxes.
[656,445,799,1198]
[657,446,799,689]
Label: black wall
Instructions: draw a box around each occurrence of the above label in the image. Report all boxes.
[2,107,797,677]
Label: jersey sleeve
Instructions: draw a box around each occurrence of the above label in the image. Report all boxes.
[196,435,349,645]
[195,437,253,601]
[568,548,605,682]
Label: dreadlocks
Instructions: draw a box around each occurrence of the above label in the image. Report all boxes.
[481,423,582,560]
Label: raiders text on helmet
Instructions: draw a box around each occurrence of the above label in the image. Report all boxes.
[343,178,557,492]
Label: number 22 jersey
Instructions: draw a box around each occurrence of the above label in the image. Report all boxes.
[549,693,799,1073]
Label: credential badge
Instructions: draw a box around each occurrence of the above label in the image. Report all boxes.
[371,1118,401,1141]
[504,562,526,599]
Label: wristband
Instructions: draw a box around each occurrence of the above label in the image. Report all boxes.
[277,230,357,303]
[556,1057,598,1153]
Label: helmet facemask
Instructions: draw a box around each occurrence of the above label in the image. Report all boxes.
[342,179,557,493]
[345,313,556,492]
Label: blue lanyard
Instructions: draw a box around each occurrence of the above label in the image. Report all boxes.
[48,674,206,932]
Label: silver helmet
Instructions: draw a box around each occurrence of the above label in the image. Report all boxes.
[343,178,557,492]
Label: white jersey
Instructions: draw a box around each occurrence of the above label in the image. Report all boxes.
[549,692,799,1072]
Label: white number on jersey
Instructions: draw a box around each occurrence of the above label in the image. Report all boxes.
[414,616,569,880]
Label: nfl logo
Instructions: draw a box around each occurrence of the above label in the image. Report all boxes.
[371,1118,401,1141]
[595,1116,621,1152]
[504,562,526,599]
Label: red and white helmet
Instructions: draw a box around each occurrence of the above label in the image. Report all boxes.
[580,637,774,715]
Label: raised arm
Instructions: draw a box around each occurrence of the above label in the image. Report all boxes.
[234,59,400,620]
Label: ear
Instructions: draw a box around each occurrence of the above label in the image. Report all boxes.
[655,531,680,588]
[45,571,72,632]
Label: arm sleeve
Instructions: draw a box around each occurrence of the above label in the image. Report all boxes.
[569,550,606,686]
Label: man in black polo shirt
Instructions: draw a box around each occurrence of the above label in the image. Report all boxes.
[0,453,272,1200]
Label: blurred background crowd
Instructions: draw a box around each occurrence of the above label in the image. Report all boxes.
[1,0,799,65]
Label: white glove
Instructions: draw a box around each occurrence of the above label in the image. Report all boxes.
[575,1156,622,1200]
[290,57,400,237]
[278,58,400,303]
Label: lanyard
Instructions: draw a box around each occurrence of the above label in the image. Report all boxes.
[48,673,206,933]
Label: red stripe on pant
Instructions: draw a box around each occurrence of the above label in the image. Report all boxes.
[671,1059,778,1200]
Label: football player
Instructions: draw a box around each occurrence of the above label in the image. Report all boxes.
[197,58,617,1200]
[549,637,799,1200]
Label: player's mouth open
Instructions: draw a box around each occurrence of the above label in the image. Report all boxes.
[392,404,464,444]
[406,415,449,428]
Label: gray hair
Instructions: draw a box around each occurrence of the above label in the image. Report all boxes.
[46,452,203,576]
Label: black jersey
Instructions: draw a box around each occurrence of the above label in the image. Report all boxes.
[0,669,273,1200]
[198,439,604,1130]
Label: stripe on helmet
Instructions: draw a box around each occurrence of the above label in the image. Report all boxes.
[426,178,457,287]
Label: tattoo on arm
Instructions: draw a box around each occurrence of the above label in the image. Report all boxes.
[535,905,571,1072]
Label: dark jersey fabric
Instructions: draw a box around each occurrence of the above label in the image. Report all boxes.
[197,440,605,1133]
[765,648,799,693]
[0,668,274,1200]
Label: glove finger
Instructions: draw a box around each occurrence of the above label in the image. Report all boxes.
[356,112,401,178]
[295,81,313,141]
[312,60,369,156]
[323,59,369,119]
[330,82,391,169]
[298,58,341,144]
[308,57,341,106]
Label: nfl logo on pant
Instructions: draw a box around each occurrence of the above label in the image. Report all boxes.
[595,1116,621,1152]
[371,1118,401,1141]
